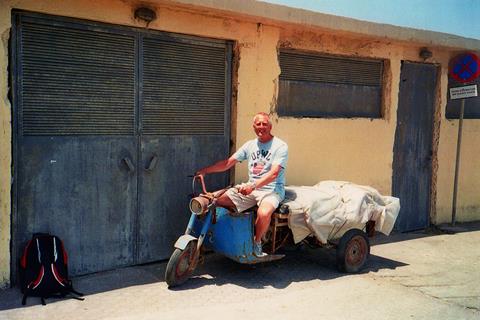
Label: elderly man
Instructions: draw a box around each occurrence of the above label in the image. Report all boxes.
[196,112,288,257]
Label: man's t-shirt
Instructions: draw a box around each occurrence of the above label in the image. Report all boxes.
[232,136,288,198]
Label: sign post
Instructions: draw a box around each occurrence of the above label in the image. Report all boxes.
[451,98,464,226]
[449,53,480,226]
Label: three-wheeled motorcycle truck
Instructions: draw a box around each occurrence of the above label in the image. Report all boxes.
[165,176,373,287]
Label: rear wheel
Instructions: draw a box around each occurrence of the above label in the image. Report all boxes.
[165,241,198,287]
[336,229,369,273]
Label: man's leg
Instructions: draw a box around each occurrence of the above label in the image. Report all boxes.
[215,193,236,211]
[220,187,258,213]
[254,201,276,243]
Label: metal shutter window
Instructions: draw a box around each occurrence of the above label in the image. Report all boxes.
[142,37,227,135]
[278,49,384,118]
[19,21,135,135]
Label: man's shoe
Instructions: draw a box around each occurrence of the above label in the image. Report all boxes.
[253,241,267,257]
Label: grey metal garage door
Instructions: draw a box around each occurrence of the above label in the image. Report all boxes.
[11,11,232,279]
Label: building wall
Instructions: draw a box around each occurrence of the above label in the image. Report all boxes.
[0,0,478,287]
[0,13,12,287]
[436,100,480,223]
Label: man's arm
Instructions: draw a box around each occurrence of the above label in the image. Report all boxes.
[238,164,282,195]
[196,156,238,176]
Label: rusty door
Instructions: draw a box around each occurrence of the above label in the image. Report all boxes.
[11,13,139,278]
[11,11,232,278]
[137,34,232,263]
[392,62,438,231]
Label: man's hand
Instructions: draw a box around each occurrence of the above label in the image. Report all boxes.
[237,182,255,195]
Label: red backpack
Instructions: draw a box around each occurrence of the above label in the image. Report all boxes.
[20,233,84,305]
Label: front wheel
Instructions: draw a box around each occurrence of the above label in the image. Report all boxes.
[336,229,370,273]
[165,241,199,287]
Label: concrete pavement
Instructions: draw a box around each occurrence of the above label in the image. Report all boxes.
[1,222,479,320]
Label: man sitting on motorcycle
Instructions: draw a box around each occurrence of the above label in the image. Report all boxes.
[196,112,288,257]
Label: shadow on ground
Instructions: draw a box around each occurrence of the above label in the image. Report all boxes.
[0,242,407,310]
[168,243,407,291]
[8,220,480,309]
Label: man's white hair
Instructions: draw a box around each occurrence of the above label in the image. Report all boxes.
[252,112,271,124]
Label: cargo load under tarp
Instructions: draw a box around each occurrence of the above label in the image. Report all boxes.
[282,181,400,244]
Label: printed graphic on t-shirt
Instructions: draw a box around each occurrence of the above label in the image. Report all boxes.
[252,160,266,175]
[251,149,272,161]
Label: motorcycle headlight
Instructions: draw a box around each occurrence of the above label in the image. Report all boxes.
[189,196,210,215]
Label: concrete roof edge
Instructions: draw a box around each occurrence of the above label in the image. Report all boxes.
[163,0,480,51]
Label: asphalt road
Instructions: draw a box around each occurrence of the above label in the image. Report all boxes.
[1,223,479,320]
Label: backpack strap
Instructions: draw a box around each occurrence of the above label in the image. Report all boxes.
[53,237,58,262]
[51,264,67,287]
[65,280,84,297]
[68,287,84,297]
[60,240,68,265]
[28,265,45,290]
[21,290,29,305]
[70,295,85,301]
[20,240,32,269]
[35,238,42,264]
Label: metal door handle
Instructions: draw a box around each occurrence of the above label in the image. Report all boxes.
[145,155,158,172]
[423,156,432,169]
[424,151,433,168]
[122,157,135,172]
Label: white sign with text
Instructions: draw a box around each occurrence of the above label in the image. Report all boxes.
[449,85,478,100]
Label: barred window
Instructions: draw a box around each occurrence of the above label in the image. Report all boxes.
[277,49,384,118]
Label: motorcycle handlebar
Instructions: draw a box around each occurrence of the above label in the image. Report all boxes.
[192,175,208,194]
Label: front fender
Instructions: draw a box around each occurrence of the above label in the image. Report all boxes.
[174,234,198,250]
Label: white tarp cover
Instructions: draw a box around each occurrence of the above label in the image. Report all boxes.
[282,181,400,244]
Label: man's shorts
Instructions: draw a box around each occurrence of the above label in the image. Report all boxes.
[225,184,282,213]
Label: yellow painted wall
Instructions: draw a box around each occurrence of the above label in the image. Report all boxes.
[436,77,480,223]
[0,0,479,286]
[0,8,12,288]
[436,120,480,223]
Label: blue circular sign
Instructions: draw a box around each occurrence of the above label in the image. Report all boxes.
[450,53,480,84]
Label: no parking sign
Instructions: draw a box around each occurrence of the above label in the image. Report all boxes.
[448,52,479,225]
[449,52,479,100]
[449,52,480,84]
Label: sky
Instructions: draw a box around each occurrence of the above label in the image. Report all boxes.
[261,0,480,40]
